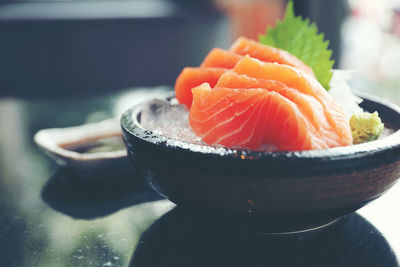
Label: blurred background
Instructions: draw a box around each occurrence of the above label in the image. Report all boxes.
[1,0,400,266]
[0,0,399,100]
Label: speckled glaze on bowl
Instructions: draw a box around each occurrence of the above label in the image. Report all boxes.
[121,92,400,231]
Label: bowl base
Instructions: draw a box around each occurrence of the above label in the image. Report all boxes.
[172,202,366,236]
[255,217,342,236]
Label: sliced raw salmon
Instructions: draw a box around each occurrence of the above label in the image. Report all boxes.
[176,50,239,108]
[216,72,343,147]
[233,56,353,147]
[189,83,326,151]
[175,67,226,108]
[230,37,315,77]
[176,38,314,109]
[200,48,243,69]
[173,39,352,151]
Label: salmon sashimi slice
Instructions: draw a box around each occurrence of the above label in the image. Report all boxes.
[216,72,341,148]
[189,83,324,151]
[200,48,243,69]
[230,37,315,77]
[233,56,353,147]
[175,38,314,109]
[191,85,267,148]
[175,67,226,108]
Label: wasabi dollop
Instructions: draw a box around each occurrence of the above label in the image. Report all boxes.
[350,112,384,144]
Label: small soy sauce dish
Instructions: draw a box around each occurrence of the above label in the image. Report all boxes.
[121,91,400,234]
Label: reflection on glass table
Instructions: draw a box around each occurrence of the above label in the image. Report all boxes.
[41,167,163,219]
[131,209,398,267]
[33,168,400,267]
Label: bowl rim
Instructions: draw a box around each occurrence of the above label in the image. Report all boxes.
[120,91,400,162]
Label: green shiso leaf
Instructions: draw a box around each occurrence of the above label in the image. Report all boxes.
[259,1,334,89]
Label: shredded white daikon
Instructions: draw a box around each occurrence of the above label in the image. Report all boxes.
[329,70,363,119]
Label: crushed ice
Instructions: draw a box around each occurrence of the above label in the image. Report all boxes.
[139,99,279,151]
[140,99,203,144]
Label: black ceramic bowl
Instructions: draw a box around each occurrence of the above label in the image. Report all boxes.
[121,92,400,231]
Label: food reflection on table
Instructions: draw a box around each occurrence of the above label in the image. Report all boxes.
[131,209,398,267]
